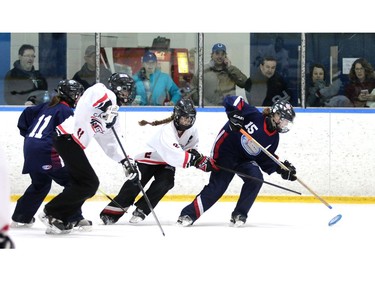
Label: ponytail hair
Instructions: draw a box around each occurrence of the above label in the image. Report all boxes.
[138,114,174,126]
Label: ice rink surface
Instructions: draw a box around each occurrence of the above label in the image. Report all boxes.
[3,200,375,281]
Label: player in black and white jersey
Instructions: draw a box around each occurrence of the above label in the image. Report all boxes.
[39,73,138,234]
[11,79,86,230]
[177,95,297,227]
[0,146,15,248]
[100,98,218,225]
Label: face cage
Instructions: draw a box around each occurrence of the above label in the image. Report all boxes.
[174,114,196,130]
[117,88,135,105]
[277,118,293,133]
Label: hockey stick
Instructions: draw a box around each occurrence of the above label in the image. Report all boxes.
[97,188,128,213]
[111,127,165,236]
[215,164,301,195]
[239,128,342,226]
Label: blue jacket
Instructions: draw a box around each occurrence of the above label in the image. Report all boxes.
[133,69,181,105]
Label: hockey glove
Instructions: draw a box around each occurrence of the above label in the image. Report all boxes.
[121,158,141,182]
[0,232,15,249]
[101,105,119,128]
[227,110,244,132]
[189,149,219,172]
[276,160,297,181]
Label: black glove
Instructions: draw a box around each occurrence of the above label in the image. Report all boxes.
[121,158,140,182]
[189,149,219,172]
[276,160,297,181]
[106,115,117,129]
[0,232,15,249]
[227,110,244,131]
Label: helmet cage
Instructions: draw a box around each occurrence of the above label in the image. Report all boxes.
[173,99,197,131]
[271,100,295,133]
[108,73,136,105]
[57,79,84,108]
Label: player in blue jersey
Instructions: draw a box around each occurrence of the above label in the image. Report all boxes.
[177,95,297,227]
[11,80,88,231]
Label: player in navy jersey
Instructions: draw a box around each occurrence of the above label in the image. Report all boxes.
[39,73,139,234]
[177,95,297,227]
[11,79,86,230]
[99,98,218,225]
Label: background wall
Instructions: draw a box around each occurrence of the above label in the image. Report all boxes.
[1,107,374,200]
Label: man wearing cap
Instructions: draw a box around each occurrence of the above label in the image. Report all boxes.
[72,45,112,90]
[190,43,247,106]
[132,51,181,106]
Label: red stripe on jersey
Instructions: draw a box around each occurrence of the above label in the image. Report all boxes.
[92,93,109,107]
[56,124,69,135]
[193,198,201,219]
[137,159,168,165]
[213,130,228,159]
[72,134,86,149]
[183,151,190,168]
[263,118,277,136]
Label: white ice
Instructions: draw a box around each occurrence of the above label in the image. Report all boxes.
[3,200,374,281]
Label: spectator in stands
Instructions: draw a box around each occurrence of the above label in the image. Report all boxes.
[253,35,289,78]
[190,43,247,106]
[72,45,112,90]
[306,63,352,107]
[132,51,181,106]
[344,58,375,107]
[245,56,295,106]
[4,44,48,105]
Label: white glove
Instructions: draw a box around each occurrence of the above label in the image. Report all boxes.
[101,105,119,127]
[121,158,141,182]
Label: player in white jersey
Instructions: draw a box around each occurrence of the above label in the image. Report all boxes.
[39,73,138,234]
[0,146,15,248]
[100,98,218,224]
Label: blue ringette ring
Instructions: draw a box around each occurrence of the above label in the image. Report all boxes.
[328,214,342,226]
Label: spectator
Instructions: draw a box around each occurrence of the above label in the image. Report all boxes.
[132,51,181,106]
[190,43,247,106]
[0,146,15,248]
[72,45,112,90]
[306,63,352,107]
[99,98,217,225]
[253,36,289,78]
[344,58,375,107]
[177,95,297,227]
[11,80,92,232]
[246,56,295,106]
[4,44,48,105]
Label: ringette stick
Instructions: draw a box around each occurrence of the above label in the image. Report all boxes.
[97,188,128,213]
[215,164,301,195]
[111,127,165,236]
[239,128,342,226]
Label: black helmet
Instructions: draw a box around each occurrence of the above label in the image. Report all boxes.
[271,100,295,133]
[56,79,84,108]
[108,72,136,106]
[173,98,197,131]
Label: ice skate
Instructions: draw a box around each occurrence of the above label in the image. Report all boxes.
[10,217,35,228]
[176,215,193,227]
[230,214,246,227]
[129,208,146,223]
[39,211,73,235]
